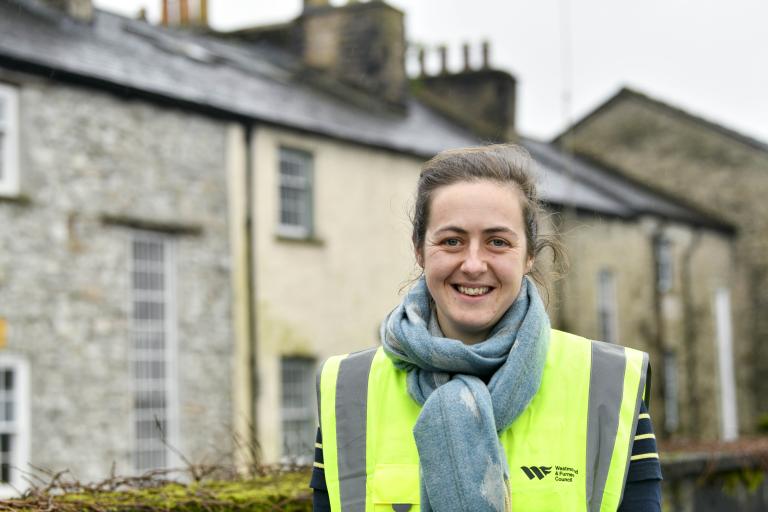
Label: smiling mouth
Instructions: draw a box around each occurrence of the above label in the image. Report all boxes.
[454,285,493,296]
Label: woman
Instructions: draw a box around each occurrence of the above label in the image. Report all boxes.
[311,144,661,511]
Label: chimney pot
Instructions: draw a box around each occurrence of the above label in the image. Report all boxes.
[200,0,208,25]
[162,0,208,28]
[482,41,491,69]
[438,45,448,74]
[462,42,471,72]
[161,0,169,25]
[180,0,189,25]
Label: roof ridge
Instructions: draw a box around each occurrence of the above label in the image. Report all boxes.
[556,86,768,153]
[618,87,768,152]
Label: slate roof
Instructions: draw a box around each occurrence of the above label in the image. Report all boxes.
[522,138,733,231]
[0,0,476,157]
[0,0,734,232]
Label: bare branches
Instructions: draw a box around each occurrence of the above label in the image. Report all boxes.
[3,463,312,511]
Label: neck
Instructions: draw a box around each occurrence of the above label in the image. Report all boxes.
[435,315,490,345]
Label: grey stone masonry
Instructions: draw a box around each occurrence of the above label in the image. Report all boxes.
[0,71,234,481]
[563,89,768,432]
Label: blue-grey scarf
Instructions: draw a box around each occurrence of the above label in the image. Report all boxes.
[380,276,550,512]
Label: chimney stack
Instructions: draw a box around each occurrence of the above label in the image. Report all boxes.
[411,41,516,141]
[299,1,408,107]
[42,0,93,22]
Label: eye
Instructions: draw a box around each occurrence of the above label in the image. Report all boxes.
[442,238,461,247]
[489,238,510,248]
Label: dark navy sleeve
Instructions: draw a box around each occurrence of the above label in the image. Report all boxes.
[618,479,662,512]
[626,401,662,482]
[618,401,662,511]
[310,427,331,511]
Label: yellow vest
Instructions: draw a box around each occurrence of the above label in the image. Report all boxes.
[319,330,648,512]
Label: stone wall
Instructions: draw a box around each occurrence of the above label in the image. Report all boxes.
[0,71,234,480]
[554,210,735,440]
[563,91,767,431]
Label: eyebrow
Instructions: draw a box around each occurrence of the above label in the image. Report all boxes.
[433,226,519,238]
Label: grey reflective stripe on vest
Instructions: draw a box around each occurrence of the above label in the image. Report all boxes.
[617,351,649,507]
[316,359,326,420]
[586,341,627,512]
[335,347,377,512]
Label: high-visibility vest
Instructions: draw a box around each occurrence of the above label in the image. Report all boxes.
[318,329,649,512]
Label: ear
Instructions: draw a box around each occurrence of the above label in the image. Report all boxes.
[415,246,425,269]
[525,256,534,274]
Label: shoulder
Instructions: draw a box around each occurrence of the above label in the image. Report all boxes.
[318,347,383,382]
[550,329,590,345]
[320,347,381,368]
[551,330,649,359]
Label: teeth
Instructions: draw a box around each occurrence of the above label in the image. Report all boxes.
[457,286,490,296]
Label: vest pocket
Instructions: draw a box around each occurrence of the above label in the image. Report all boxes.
[372,464,420,511]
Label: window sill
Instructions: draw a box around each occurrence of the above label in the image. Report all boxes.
[101,214,203,236]
[0,193,31,206]
[275,233,325,247]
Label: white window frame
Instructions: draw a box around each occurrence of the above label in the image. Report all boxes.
[714,287,738,440]
[129,231,179,473]
[663,350,679,433]
[277,147,314,239]
[280,356,316,464]
[655,235,673,293]
[596,268,619,344]
[0,83,20,197]
[0,354,30,498]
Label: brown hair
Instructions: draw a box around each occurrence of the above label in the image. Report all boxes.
[411,143,566,295]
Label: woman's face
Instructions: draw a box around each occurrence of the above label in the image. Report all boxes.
[416,179,533,344]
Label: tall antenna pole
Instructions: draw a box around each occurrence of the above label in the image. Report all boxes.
[559,0,574,136]
[557,0,577,327]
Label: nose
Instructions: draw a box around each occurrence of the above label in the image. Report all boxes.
[460,243,487,275]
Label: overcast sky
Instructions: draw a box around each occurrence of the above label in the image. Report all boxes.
[93,0,768,143]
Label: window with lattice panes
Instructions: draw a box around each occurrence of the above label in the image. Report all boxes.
[0,355,29,497]
[130,232,177,472]
[280,356,316,463]
[278,147,314,238]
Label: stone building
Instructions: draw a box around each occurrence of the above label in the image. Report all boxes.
[0,0,238,489]
[558,87,768,437]
[0,0,740,490]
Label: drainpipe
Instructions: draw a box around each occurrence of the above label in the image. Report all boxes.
[681,230,701,437]
[651,225,670,437]
[243,123,259,466]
